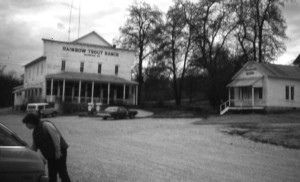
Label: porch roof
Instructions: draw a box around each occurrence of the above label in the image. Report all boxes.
[45,72,138,85]
[227,77,262,87]
[13,86,42,93]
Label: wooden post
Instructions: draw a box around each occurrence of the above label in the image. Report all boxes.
[50,79,53,102]
[62,80,65,102]
[107,83,110,105]
[91,81,94,103]
[78,81,81,103]
[252,87,254,107]
[123,84,126,105]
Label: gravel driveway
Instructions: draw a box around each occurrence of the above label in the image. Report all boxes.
[1,113,300,182]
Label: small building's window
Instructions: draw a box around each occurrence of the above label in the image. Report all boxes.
[286,86,289,100]
[98,63,102,74]
[255,87,263,99]
[61,60,66,71]
[291,86,294,100]
[41,64,43,75]
[80,62,84,72]
[115,65,119,75]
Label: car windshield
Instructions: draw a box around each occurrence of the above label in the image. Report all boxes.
[0,124,24,146]
[27,106,36,109]
[105,107,118,112]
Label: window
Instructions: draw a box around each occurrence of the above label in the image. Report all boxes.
[286,86,295,101]
[61,60,66,71]
[255,88,263,99]
[98,63,102,74]
[115,65,119,75]
[41,64,43,75]
[0,126,24,146]
[286,86,289,100]
[80,62,84,72]
[291,86,294,100]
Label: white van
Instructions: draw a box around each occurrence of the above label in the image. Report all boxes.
[26,103,58,118]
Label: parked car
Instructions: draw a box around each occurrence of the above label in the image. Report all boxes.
[26,103,58,118]
[0,122,48,182]
[98,106,138,120]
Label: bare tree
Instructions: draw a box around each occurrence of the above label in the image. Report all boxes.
[117,1,163,104]
[234,0,287,63]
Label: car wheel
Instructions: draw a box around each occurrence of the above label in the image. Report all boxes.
[52,112,57,117]
[103,117,107,120]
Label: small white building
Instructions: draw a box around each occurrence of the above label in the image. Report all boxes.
[220,61,300,115]
[13,31,138,111]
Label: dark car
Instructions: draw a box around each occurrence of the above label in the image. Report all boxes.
[0,122,48,182]
[97,106,138,120]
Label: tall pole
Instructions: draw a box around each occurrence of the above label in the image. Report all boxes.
[68,0,74,41]
[78,0,81,38]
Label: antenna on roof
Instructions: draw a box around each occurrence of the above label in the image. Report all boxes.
[78,0,81,38]
[68,0,74,41]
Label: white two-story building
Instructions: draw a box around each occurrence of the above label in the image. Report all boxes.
[13,31,138,111]
[220,61,300,115]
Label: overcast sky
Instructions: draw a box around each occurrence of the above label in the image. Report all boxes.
[0,0,299,76]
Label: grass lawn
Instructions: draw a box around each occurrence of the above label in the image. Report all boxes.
[193,111,300,149]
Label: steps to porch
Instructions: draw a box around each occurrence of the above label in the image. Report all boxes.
[220,100,264,115]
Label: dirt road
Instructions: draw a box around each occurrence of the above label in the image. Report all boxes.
[1,113,300,182]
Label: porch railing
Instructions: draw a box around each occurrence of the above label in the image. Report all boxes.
[220,100,230,115]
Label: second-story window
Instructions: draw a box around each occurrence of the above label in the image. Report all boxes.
[286,86,289,100]
[115,65,119,75]
[291,86,294,100]
[98,63,102,74]
[61,60,66,71]
[80,62,84,72]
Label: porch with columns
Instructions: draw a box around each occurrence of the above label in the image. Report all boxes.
[45,72,138,106]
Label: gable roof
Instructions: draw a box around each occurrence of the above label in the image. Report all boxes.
[233,61,300,81]
[72,31,112,47]
[46,72,138,85]
[23,56,46,67]
[293,54,300,65]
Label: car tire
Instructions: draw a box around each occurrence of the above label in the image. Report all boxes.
[103,117,107,120]
[52,112,57,117]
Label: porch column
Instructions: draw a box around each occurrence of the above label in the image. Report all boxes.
[123,84,126,105]
[85,83,88,103]
[135,85,138,105]
[50,79,53,102]
[71,83,75,102]
[252,87,254,107]
[62,79,65,102]
[228,88,231,107]
[107,83,110,105]
[91,81,94,103]
[78,81,81,103]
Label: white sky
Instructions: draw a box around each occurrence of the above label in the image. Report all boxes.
[0,0,299,76]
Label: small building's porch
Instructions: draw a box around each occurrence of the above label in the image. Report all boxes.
[220,77,265,115]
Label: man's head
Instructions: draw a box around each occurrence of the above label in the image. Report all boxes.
[22,113,40,129]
